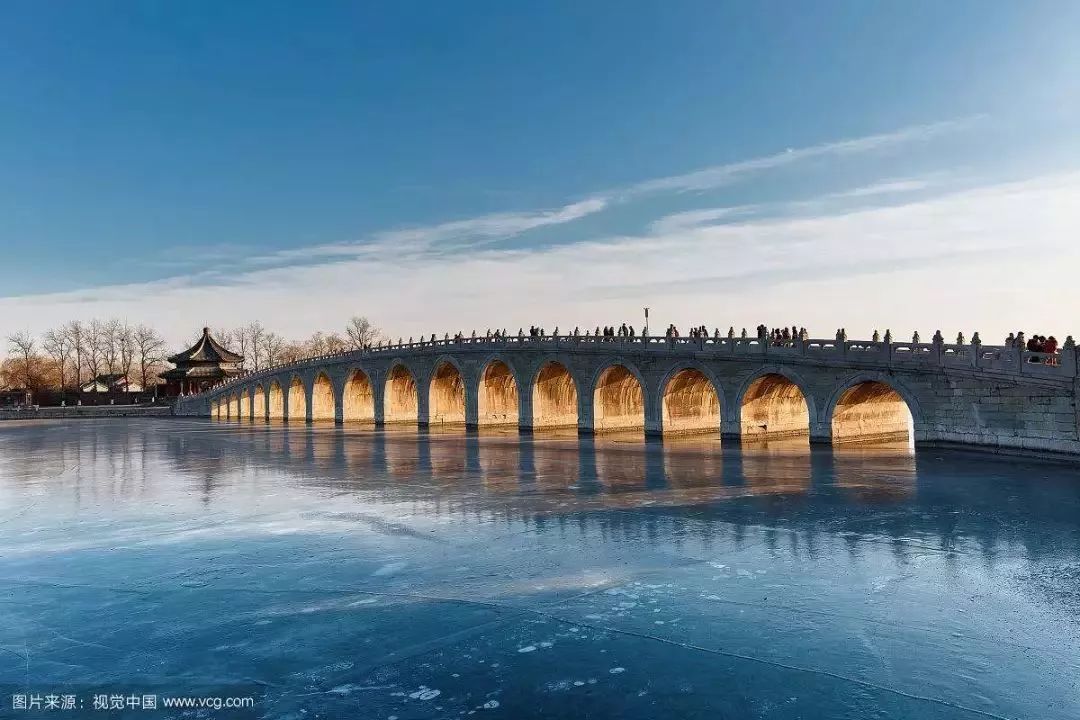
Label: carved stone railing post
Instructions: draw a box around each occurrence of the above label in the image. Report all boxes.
[1064,336,1077,377]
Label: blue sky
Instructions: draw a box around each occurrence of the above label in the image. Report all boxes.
[2,2,1079,344]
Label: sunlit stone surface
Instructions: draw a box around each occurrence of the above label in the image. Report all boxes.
[1,419,1078,718]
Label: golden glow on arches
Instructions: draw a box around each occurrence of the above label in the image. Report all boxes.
[287,377,306,422]
[385,365,418,423]
[662,368,721,435]
[532,361,578,428]
[593,364,645,433]
[831,381,913,444]
[343,370,375,422]
[429,362,466,425]
[253,386,266,420]
[740,373,809,442]
[311,373,336,421]
[268,380,284,419]
[478,360,518,426]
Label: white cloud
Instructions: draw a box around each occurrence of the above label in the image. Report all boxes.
[824,177,934,199]
[648,206,758,235]
[621,117,980,196]
[246,196,609,267]
[3,170,1078,347]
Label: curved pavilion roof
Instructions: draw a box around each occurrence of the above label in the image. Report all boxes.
[167,327,244,365]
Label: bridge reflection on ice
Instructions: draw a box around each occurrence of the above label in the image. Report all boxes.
[3,418,1075,570]
[171,419,922,515]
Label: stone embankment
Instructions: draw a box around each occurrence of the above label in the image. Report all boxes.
[0,405,173,421]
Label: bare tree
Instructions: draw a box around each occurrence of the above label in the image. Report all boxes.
[261,332,285,366]
[305,331,328,357]
[100,318,122,376]
[278,340,307,364]
[207,327,228,347]
[324,332,347,354]
[85,319,105,393]
[6,331,36,391]
[63,320,86,387]
[42,328,72,391]
[233,331,250,369]
[133,324,167,393]
[117,323,136,385]
[244,321,267,371]
[345,316,381,350]
[210,327,245,366]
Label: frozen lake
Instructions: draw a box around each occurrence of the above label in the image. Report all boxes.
[1,418,1078,718]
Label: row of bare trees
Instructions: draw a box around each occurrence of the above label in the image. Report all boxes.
[2,316,384,396]
[210,316,383,371]
[4,320,168,395]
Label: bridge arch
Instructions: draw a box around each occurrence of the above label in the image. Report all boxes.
[268,379,285,420]
[311,371,336,422]
[342,368,375,422]
[384,363,418,424]
[287,375,307,422]
[659,364,724,436]
[736,367,815,442]
[532,359,579,429]
[253,385,266,421]
[229,393,239,420]
[591,360,646,433]
[825,372,921,445]
[428,358,467,426]
[478,356,520,426]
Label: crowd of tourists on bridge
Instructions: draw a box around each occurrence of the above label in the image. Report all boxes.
[1006,331,1060,364]
[380,326,1062,367]
[758,325,810,346]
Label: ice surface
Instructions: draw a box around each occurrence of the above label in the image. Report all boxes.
[0,418,1078,718]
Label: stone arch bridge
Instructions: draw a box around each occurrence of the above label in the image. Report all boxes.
[173,334,1080,459]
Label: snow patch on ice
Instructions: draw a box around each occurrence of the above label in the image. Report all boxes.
[408,687,441,701]
[374,562,408,576]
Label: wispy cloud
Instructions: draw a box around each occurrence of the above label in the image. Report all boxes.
[247,197,609,267]
[648,206,758,235]
[824,177,934,199]
[621,117,981,196]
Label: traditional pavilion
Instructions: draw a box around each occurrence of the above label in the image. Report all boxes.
[159,328,244,397]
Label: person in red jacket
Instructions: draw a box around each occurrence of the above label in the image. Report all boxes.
[1045,336,1059,365]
